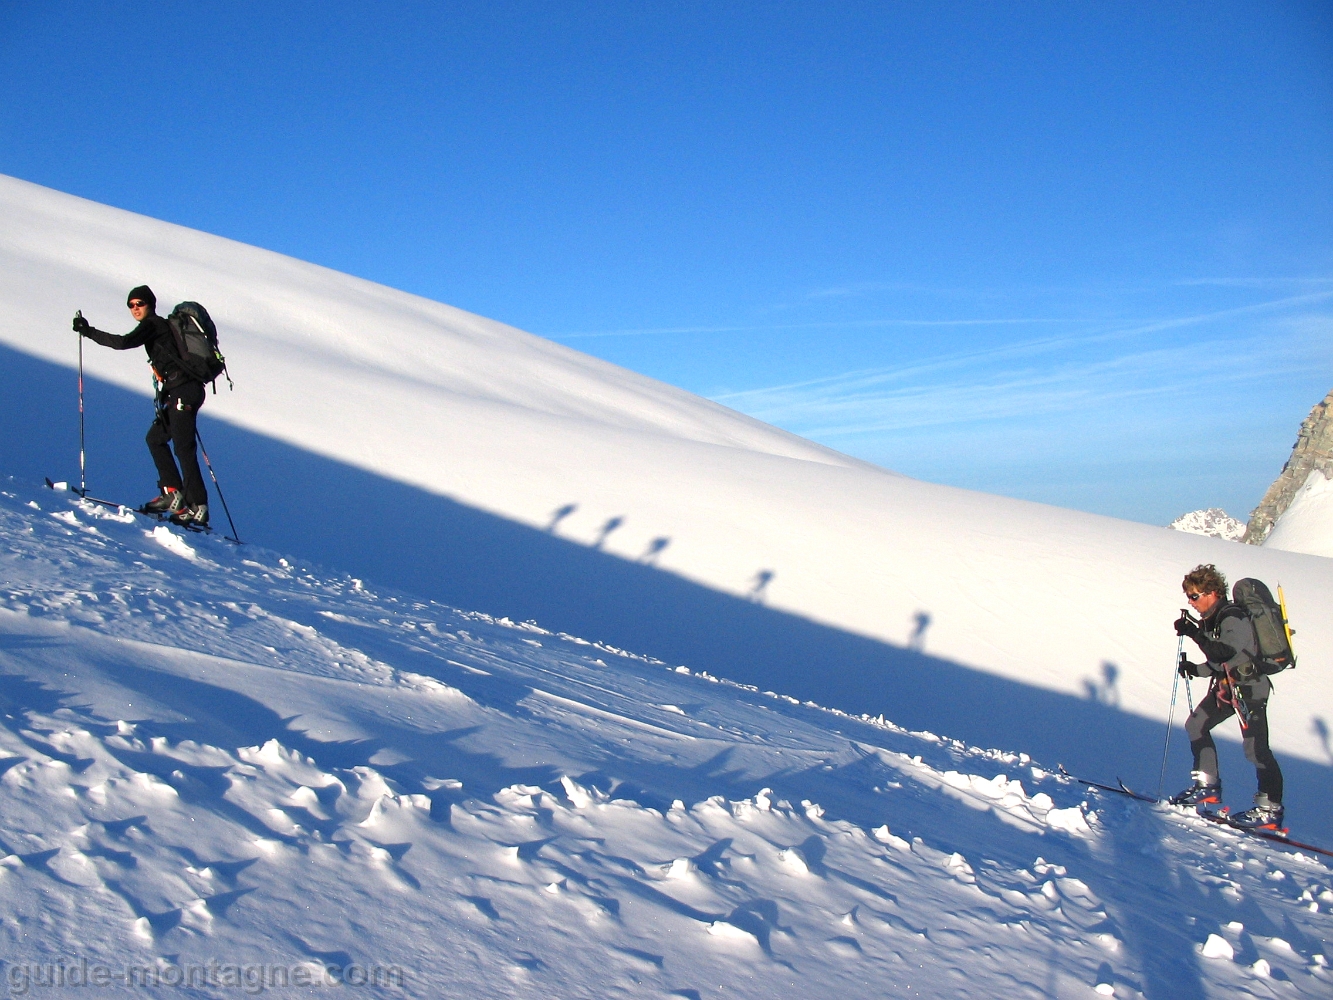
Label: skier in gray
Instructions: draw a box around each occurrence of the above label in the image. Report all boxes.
[1169,563,1283,829]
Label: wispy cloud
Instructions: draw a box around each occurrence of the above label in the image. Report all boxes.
[802,280,964,300]
[547,289,1333,342]
[547,316,1078,339]
[713,306,1332,439]
[1172,276,1333,290]
[717,292,1332,401]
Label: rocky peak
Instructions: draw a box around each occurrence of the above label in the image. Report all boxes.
[1244,389,1333,544]
[1167,508,1245,541]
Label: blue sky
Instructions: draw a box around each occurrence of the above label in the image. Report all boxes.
[2,1,1330,525]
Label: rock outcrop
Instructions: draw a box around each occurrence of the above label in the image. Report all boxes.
[1244,389,1333,544]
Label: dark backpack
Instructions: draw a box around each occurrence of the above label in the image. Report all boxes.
[167,301,231,390]
[1231,578,1296,674]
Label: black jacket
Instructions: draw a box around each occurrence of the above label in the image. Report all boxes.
[83,314,196,390]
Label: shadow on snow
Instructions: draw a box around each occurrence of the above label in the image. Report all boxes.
[2,342,1329,844]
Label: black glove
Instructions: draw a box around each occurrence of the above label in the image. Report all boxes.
[1180,658,1214,679]
[1174,614,1201,640]
[72,313,90,335]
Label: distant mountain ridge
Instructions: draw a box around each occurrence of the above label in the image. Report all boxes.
[1167,507,1244,541]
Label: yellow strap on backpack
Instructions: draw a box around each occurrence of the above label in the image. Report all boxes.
[1277,584,1295,651]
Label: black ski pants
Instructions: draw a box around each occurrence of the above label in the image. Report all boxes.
[146,382,207,506]
[1185,682,1283,804]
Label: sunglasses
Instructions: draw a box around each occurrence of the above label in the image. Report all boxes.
[1185,592,1205,602]
[128,300,148,309]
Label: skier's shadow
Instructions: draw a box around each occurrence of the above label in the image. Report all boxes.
[1314,717,1332,764]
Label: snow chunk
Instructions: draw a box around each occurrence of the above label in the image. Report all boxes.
[1045,805,1091,834]
[421,777,463,791]
[149,525,198,560]
[665,858,694,879]
[778,848,810,874]
[946,853,973,877]
[707,920,759,946]
[560,775,607,808]
[1201,934,1234,960]
[398,671,471,702]
[872,825,910,851]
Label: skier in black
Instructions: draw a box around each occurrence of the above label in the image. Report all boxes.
[73,286,209,526]
[1169,563,1283,829]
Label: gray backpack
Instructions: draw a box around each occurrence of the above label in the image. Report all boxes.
[1231,578,1296,674]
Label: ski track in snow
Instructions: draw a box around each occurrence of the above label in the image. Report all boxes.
[0,481,1329,999]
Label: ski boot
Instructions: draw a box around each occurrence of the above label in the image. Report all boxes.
[143,488,184,515]
[1230,794,1285,832]
[1168,772,1222,807]
[171,503,209,529]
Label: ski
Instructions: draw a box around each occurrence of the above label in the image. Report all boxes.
[45,478,231,541]
[44,477,130,513]
[1194,809,1333,858]
[1057,764,1156,802]
[1058,764,1333,858]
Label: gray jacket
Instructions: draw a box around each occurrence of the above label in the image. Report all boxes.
[1187,603,1271,702]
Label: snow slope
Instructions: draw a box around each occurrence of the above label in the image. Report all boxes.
[1265,471,1333,559]
[2,480,1330,999]
[2,174,1330,778]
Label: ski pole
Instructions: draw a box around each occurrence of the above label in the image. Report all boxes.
[194,428,242,544]
[1157,629,1187,799]
[76,311,86,496]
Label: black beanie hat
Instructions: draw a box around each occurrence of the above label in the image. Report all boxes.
[127,285,156,310]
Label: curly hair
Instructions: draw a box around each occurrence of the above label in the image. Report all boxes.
[1182,563,1227,598]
